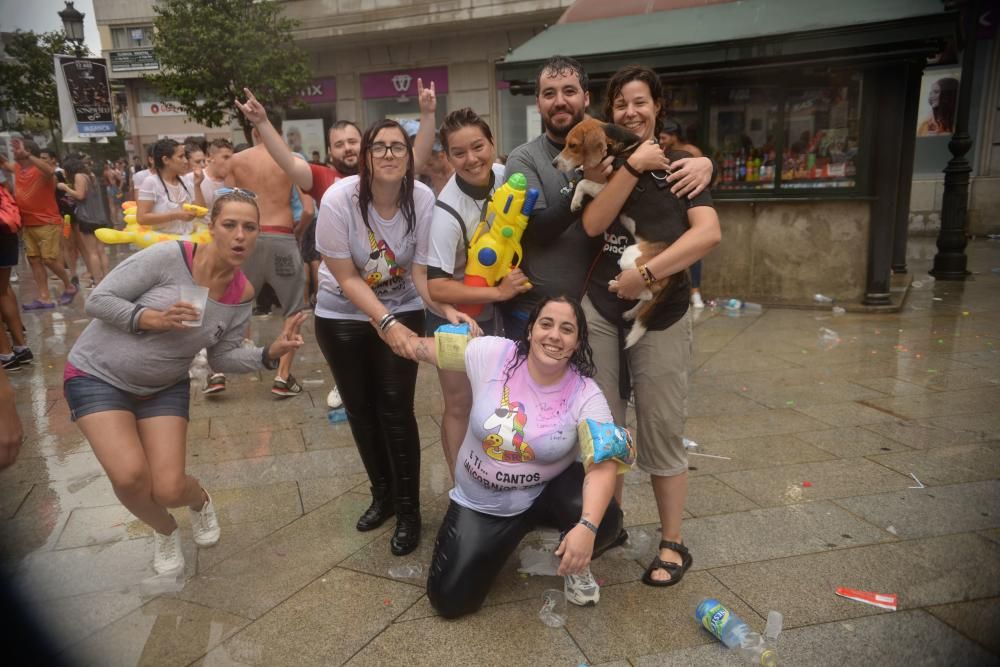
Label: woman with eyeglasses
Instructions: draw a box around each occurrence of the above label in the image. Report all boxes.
[64,191,306,578]
[311,119,436,556]
[137,138,206,236]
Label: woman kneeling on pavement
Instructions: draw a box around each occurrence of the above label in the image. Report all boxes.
[64,190,306,576]
[398,296,628,618]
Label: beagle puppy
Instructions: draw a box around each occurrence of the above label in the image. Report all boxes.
[553,118,682,348]
[552,118,642,212]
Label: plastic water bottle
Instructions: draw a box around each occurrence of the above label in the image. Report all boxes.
[695,598,777,666]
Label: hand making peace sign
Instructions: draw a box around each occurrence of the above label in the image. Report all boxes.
[267,312,307,360]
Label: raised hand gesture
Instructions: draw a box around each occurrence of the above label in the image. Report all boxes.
[417,78,437,115]
[234,88,268,127]
[267,312,307,360]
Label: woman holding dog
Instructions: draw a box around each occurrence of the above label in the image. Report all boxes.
[580,65,721,588]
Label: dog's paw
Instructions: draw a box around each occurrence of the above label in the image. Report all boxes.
[624,322,646,348]
[570,189,585,212]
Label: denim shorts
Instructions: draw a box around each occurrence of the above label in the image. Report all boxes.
[64,374,191,422]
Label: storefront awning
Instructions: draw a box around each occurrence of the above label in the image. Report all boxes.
[498,0,953,86]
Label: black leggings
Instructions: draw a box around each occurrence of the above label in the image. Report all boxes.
[426,462,623,619]
[314,311,425,514]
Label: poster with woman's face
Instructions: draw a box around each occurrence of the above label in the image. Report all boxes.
[916,67,961,137]
[283,119,324,160]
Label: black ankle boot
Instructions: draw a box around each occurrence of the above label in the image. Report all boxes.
[390,512,421,556]
[356,486,394,532]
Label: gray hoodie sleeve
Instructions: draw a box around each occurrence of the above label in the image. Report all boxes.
[205,304,265,373]
[84,243,175,333]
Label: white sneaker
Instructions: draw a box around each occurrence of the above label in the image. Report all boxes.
[691,291,705,309]
[153,526,185,575]
[189,491,221,547]
[564,565,600,606]
[327,386,343,409]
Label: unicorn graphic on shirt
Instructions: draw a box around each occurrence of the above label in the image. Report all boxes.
[482,386,535,463]
[363,230,406,287]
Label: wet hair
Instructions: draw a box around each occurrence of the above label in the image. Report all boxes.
[210,190,259,224]
[151,138,191,202]
[438,108,494,153]
[356,119,416,234]
[603,64,666,136]
[503,295,596,383]
[535,55,589,96]
[207,138,233,154]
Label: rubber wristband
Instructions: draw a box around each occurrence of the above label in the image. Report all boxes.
[578,518,599,534]
[623,160,642,178]
[261,346,279,370]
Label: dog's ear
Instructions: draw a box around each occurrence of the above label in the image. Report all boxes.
[583,127,608,169]
[603,123,642,149]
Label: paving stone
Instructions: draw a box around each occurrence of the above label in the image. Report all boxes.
[67,598,249,667]
[36,590,149,654]
[834,480,1000,539]
[862,387,1000,421]
[683,501,892,570]
[297,473,369,513]
[177,493,386,619]
[186,429,306,464]
[711,533,1000,629]
[792,401,898,427]
[686,388,769,417]
[566,573,762,664]
[187,447,366,489]
[0,482,32,520]
[635,609,996,666]
[685,410,831,444]
[682,434,836,476]
[927,597,1000,655]
[867,444,1000,486]
[684,476,760,517]
[202,568,422,667]
[714,458,914,507]
[863,416,996,450]
[793,426,912,458]
[849,377,932,396]
[744,380,886,410]
[345,596,589,667]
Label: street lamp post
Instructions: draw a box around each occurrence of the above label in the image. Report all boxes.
[58,1,112,225]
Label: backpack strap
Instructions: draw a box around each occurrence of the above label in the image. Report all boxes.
[435,200,470,251]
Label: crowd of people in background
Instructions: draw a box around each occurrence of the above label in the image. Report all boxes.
[1,55,722,620]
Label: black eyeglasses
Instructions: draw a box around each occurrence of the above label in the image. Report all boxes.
[216,187,257,198]
[370,142,408,159]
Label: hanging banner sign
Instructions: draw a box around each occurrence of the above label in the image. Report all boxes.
[54,55,117,139]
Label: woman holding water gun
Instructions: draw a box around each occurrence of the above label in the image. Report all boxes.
[423,108,532,476]
[137,139,206,236]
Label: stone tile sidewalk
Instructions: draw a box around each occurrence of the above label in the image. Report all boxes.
[1,238,998,665]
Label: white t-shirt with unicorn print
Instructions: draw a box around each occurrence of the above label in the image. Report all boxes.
[314,175,434,321]
[450,336,613,516]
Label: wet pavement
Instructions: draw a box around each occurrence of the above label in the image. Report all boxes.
[2,238,998,666]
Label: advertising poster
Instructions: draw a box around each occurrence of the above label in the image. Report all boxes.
[54,56,116,139]
[916,67,961,137]
[283,119,325,161]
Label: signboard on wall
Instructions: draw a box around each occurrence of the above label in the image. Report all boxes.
[140,101,188,117]
[361,66,448,99]
[299,77,337,104]
[283,119,325,160]
[54,55,116,139]
[109,49,159,72]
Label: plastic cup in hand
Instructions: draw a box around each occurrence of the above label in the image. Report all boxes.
[539,588,567,627]
[179,284,210,327]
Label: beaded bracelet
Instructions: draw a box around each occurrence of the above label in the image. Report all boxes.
[638,264,656,287]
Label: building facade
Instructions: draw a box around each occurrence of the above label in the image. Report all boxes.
[92,0,571,157]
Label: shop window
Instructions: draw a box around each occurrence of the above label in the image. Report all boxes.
[111,26,153,49]
[364,97,447,132]
[663,84,701,149]
[708,87,780,191]
[781,75,862,189]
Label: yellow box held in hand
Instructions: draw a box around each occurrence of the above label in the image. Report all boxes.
[434,323,472,372]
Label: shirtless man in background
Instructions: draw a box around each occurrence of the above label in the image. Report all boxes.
[228,110,307,398]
